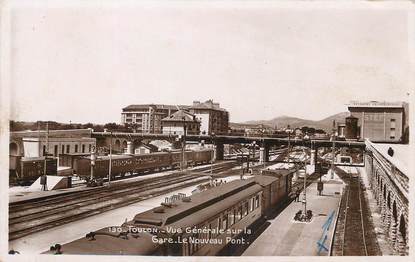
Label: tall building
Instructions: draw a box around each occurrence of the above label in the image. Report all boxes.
[188,100,229,135]
[121,100,230,135]
[346,101,408,142]
[121,104,188,133]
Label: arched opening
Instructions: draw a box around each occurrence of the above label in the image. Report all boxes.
[122,140,128,151]
[9,142,19,156]
[392,201,397,222]
[115,140,121,151]
[399,215,407,244]
[387,192,391,209]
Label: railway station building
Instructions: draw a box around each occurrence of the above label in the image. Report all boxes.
[10,129,96,158]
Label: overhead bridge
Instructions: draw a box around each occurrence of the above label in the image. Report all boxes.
[91,132,366,162]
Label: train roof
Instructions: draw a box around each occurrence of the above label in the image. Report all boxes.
[21,156,56,162]
[43,227,157,255]
[254,175,280,187]
[132,178,262,229]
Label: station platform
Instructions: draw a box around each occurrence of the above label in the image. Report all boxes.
[9,169,179,204]
[243,173,345,256]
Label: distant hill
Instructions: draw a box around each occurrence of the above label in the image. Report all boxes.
[242,112,349,131]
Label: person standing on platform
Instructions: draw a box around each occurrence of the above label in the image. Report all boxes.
[40,174,48,191]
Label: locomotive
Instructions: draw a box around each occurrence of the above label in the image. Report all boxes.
[45,171,293,256]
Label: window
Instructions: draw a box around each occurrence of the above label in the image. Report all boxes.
[236,206,242,221]
[54,145,58,156]
[250,198,255,212]
[61,145,65,154]
[66,145,70,153]
[75,145,78,153]
[43,145,46,156]
[229,210,235,226]
[89,144,92,152]
[255,195,260,208]
[243,202,249,217]
[390,129,396,139]
[82,144,85,153]
[222,214,228,230]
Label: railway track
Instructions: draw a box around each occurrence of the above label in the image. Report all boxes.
[9,161,237,240]
[331,167,381,256]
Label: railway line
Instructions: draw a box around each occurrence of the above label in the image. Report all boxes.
[331,167,381,256]
[9,161,237,241]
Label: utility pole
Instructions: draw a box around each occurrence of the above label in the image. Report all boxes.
[108,131,113,186]
[330,120,336,179]
[181,116,187,171]
[44,121,49,171]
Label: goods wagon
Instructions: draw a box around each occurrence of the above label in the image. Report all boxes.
[10,157,58,185]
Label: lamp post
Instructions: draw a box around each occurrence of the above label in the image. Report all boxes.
[90,147,96,181]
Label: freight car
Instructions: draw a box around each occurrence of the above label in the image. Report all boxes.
[46,173,292,256]
[9,156,58,185]
[75,149,213,180]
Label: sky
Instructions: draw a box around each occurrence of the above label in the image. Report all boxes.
[7,1,413,124]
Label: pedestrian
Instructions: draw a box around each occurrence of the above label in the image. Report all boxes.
[295,188,300,202]
[40,174,48,191]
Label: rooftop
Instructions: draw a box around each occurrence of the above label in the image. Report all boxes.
[347,101,404,108]
[11,129,93,138]
[161,110,200,123]
[190,99,228,112]
[369,141,409,175]
[122,104,189,111]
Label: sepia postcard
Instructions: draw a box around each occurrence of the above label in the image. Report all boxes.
[0,1,414,261]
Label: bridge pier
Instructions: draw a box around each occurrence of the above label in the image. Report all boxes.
[259,143,270,163]
[214,143,224,161]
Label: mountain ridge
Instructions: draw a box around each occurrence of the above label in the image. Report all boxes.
[237,112,349,131]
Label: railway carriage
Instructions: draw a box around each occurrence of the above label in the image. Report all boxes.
[75,149,213,180]
[256,170,293,216]
[49,175,291,256]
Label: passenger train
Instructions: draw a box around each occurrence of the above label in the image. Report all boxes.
[76,149,213,180]
[10,149,213,185]
[45,172,293,256]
